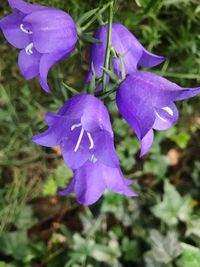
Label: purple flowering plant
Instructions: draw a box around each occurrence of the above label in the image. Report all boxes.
[1,0,200,205]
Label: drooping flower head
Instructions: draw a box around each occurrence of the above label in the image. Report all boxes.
[116,72,200,156]
[86,22,165,83]
[60,161,137,206]
[32,94,137,205]
[0,0,77,92]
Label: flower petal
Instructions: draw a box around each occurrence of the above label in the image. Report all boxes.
[39,50,70,92]
[138,48,165,68]
[93,131,119,168]
[102,164,137,197]
[0,13,30,48]
[24,9,77,53]
[173,87,200,101]
[60,128,92,170]
[59,179,75,196]
[116,75,156,139]
[8,0,46,14]
[32,127,61,147]
[73,161,106,205]
[140,129,154,157]
[18,48,41,80]
[153,103,179,130]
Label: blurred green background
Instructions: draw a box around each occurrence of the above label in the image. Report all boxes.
[0,0,200,266]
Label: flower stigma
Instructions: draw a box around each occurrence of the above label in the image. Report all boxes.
[25,42,34,55]
[20,24,33,34]
[71,123,94,152]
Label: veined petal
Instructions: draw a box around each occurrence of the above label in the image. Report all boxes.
[173,87,200,101]
[32,126,62,147]
[57,95,113,136]
[116,75,156,139]
[140,129,154,157]
[153,103,179,130]
[8,0,46,14]
[73,161,106,205]
[60,128,92,170]
[18,48,41,80]
[93,131,119,168]
[0,13,30,48]
[59,179,75,196]
[39,50,71,93]
[24,9,77,53]
[138,48,165,68]
[102,164,137,197]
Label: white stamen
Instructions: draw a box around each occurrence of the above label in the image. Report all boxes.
[74,127,85,152]
[71,123,82,131]
[90,154,97,163]
[20,24,32,34]
[25,42,33,55]
[87,132,94,149]
[162,106,174,116]
[155,111,167,122]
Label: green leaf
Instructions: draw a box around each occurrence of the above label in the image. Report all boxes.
[151,180,193,226]
[43,177,57,196]
[169,131,190,149]
[79,32,102,44]
[145,230,181,264]
[77,8,99,26]
[15,205,37,230]
[181,243,200,267]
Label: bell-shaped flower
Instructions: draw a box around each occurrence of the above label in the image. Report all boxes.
[86,22,165,82]
[59,161,137,206]
[116,72,200,157]
[0,0,77,92]
[32,94,119,169]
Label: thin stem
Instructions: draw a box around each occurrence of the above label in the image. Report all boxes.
[102,1,114,92]
[81,2,111,32]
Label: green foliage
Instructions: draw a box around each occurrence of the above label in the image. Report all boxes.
[181,243,200,267]
[152,180,193,226]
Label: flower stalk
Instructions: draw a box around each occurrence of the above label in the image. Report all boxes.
[102,1,114,93]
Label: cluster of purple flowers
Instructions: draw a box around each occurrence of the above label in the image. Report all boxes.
[1,0,200,205]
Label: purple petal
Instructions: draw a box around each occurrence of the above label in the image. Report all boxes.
[60,128,92,170]
[39,50,70,93]
[138,48,165,68]
[0,13,30,48]
[32,127,61,147]
[102,164,137,197]
[116,75,156,139]
[153,103,179,130]
[73,162,106,205]
[58,95,113,136]
[140,129,154,157]
[59,179,75,196]
[18,48,41,80]
[173,87,200,101]
[24,9,77,53]
[93,131,119,168]
[8,0,46,14]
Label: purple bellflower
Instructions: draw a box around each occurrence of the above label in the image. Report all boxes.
[0,0,77,92]
[116,72,200,157]
[32,94,137,205]
[86,22,165,82]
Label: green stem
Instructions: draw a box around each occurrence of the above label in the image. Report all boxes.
[81,2,111,32]
[102,1,114,92]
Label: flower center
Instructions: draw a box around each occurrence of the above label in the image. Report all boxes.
[25,42,34,55]
[156,106,174,122]
[71,123,94,153]
[20,24,33,35]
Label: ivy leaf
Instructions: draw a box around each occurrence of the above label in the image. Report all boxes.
[181,243,200,267]
[151,180,193,226]
[145,230,181,264]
